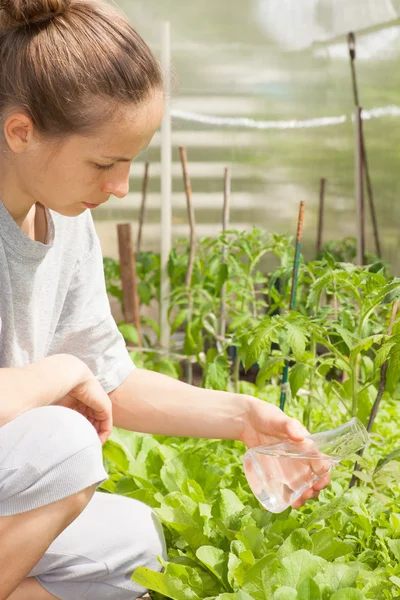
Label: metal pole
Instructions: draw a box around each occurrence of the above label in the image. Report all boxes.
[160,22,172,349]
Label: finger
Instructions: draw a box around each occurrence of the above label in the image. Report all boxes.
[286,418,309,442]
[291,496,306,510]
[312,472,331,492]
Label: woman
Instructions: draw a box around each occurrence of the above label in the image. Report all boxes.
[0,1,330,599]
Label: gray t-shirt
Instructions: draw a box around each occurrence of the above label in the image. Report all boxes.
[0,199,135,393]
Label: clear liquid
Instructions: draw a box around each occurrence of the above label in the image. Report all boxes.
[244,449,338,513]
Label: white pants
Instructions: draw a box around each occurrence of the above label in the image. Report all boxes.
[0,406,166,599]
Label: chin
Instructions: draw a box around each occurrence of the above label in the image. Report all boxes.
[50,205,87,217]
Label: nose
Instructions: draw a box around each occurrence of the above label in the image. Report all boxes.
[103,175,130,199]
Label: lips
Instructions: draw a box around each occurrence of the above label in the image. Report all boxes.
[83,202,101,209]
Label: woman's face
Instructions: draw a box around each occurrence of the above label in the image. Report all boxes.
[8,92,164,217]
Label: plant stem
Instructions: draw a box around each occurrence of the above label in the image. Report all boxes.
[306,335,316,429]
[350,355,359,418]
[350,300,399,488]
[280,201,305,412]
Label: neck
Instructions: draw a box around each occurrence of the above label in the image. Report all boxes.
[0,162,37,231]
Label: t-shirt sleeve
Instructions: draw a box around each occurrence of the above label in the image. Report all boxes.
[49,224,135,394]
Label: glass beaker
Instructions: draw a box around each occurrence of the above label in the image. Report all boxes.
[243,417,370,513]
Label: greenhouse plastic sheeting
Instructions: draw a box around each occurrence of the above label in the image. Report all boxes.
[95,0,400,273]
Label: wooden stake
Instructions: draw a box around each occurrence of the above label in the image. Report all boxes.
[316,177,326,257]
[179,146,197,385]
[136,162,149,255]
[348,31,381,259]
[350,300,399,488]
[220,167,231,340]
[179,147,196,289]
[354,106,365,266]
[117,223,143,347]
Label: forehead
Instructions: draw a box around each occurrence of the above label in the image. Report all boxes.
[74,92,164,157]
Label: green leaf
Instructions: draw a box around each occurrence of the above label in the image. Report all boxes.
[277,529,312,560]
[289,364,310,398]
[303,496,349,527]
[118,323,139,345]
[102,440,129,472]
[153,357,181,380]
[256,356,285,387]
[196,546,228,588]
[273,588,298,600]
[388,539,400,561]
[184,322,196,356]
[315,563,360,593]
[171,309,188,333]
[217,489,245,522]
[330,590,365,600]
[390,576,400,589]
[278,550,326,589]
[311,529,353,561]
[216,263,229,295]
[137,281,152,305]
[297,578,321,599]
[349,335,385,360]
[215,593,254,600]
[242,553,278,597]
[203,352,229,390]
[331,324,358,351]
[235,526,263,557]
[132,567,202,600]
[285,322,307,360]
[156,504,209,550]
[374,448,400,473]
[244,319,277,371]
[375,340,395,368]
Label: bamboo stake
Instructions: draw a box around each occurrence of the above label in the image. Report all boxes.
[160,21,172,349]
[136,162,149,255]
[350,300,399,488]
[117,223,143,347]
[348,32,381,258]
[220,167,231,341]
[179,147,196,289]
[280,201,305,412]
[179,146,196,385]
[316,177,326,258]
[354,106,365,266]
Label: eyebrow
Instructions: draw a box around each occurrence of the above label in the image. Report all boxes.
[102,156,132,163]
[102,143,151,163]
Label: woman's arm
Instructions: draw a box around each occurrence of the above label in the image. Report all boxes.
[109,368,307,442]
[0,354,96,426]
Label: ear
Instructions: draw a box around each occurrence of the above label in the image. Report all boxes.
[3,113,35,154]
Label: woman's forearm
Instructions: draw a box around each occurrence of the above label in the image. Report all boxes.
[110,368,251,440]
[0,354,87,425]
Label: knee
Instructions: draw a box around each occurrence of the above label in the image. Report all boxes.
[15,405,102,468]
[0,406,107,515]
[104,495,167,577]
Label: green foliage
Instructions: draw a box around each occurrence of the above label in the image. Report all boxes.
[100,397,400,599]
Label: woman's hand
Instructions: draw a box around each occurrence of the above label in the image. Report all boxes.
[240,397,330,509]
[51,357,113,445]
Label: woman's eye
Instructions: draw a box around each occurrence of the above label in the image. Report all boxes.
[94,163,115,171]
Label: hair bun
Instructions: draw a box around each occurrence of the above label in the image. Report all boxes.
[0,0,70,30]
